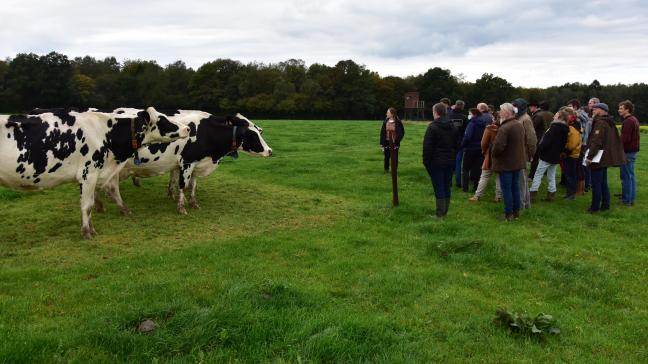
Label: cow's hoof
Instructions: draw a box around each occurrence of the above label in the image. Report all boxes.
[120,207,132,216]
[177,207,188,215]
[82,228,94,239]
[132,177,141,187]
[189,201,200,209]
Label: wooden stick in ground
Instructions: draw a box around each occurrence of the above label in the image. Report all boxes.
[387,130,399,206]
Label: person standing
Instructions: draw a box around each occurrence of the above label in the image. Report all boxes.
[512,98,537,209]
[469,115,502,202]
[492,103,527,221]
[379,107,405,173]
[423,103,461,218]
[529,107,570,202]
[567,99,589,194]
[447,100,468,188]
[461,102,490,192]
[529,101,553,178]
[564,107,582,200]
[619,100,640,206]
[584,103,626,213]
[583,97,600,191]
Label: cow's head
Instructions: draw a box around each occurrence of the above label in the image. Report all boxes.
[138,107,190,144]
[232,114,272,157]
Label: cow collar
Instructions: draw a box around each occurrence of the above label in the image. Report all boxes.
[227,125,241,160]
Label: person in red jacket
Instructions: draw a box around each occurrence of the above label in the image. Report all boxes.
[618,100,640,206]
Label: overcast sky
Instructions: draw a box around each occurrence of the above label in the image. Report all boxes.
[1,0,647,87]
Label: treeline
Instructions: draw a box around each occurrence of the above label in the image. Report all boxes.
[1,51,647,121]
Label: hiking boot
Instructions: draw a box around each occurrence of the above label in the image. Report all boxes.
[544,192,556,201]
[530,191,537,203]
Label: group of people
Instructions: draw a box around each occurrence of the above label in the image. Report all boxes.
[380,96,640,220]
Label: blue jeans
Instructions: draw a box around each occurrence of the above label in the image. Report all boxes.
[620,152,637,204]
[590,167,610,211]
[426,163,453,199]
[564,157,579,193]
[499,170,521,215]
[455,149,464,186]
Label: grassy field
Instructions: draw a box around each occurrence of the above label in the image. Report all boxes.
[1,120,647,363]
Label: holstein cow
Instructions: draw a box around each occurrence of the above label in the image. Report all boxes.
[111,110,272,214]
[0,108,190,238]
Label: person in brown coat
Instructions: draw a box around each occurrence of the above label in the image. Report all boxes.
[469,117,502,202]
[492,103,527,220]
[512,98,537,209]
[584,103,626,213]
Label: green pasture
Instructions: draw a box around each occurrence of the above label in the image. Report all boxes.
[1,120,647,363]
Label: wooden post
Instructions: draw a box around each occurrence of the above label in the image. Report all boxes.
[387,130,399,206]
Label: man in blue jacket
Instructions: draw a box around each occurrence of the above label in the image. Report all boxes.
[460,103,491,192]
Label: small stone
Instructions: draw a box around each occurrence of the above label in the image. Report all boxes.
[137,319,156,333]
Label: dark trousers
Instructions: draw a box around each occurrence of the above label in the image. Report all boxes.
[590,167,610,211]
[499,170,521,215]
[529,152,540,178]
[383,147,399,171]
[462,148,483,192]
[455,149,464,186]
[564,157,579,194]
[425,163,453,199]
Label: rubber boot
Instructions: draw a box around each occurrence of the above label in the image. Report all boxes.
[443,198,451,216]
[434,198,445,218]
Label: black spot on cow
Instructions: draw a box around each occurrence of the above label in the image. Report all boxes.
[48,162,63,173]
[80,144,89,156]
[7,133,10,138]
[140,158,150,163]
[154,156,160,161]
[242,128,265,153]
[33,178,40,183]
[107,119,113,127]
[116,110,125,114]
[107,117,146,162]
[54,122,59,127]
[174,145,180,154]
[76,129,84,140]
[7,115,77,180]
[16,164,25,174]
[147,143,168,154]
[156,116,180,136]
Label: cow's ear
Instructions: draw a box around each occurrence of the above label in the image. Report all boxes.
[137,110,151,123]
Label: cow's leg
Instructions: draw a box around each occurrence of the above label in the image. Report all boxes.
[167,168,180,200]
[131,176,141,187]
[188,175,199,209]
[94,193,106,213]
[105,174,131,216]
[80,179,98,239]
[177,163,195,215]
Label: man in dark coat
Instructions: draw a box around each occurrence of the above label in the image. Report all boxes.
[423,103,461,217]
[447,100,468,188]
[460,102,490,192]
[529,101,553,178]
[529,110,570,201]
[585,103,626,213]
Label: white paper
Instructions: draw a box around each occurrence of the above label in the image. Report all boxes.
[583,149,604,166]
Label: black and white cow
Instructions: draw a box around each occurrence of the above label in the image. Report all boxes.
[111,110,272,214]
[0,107,190,238]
